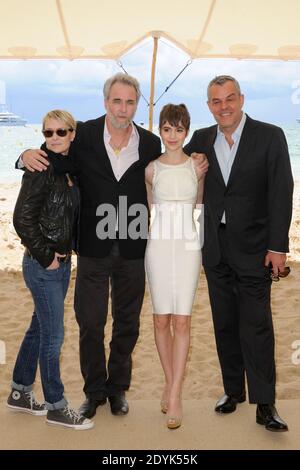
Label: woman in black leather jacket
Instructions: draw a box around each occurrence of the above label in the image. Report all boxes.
[7,110,93,430]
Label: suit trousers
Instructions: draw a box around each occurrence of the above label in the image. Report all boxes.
[204,225,276,404]
[74,241,145,398]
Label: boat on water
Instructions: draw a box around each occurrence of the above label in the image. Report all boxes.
[0,81,27,126]
[0,108,27,126]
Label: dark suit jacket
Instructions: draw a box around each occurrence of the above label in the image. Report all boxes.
[71,115,161,259]
[184,115,294,268]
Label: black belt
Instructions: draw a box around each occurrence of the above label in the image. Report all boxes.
[25,249,72,263]
[219,222,226,229]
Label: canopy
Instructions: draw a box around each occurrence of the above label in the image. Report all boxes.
[2,0,300,128]
[2,0,300,61]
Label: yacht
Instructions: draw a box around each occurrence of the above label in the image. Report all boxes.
[0,81,27,126]
[0,108,27,126]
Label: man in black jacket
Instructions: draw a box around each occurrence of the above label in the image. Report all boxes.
[19,73,161,419]
[184,75,293,432]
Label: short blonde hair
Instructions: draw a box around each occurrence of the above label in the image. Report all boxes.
[42,110,77,131]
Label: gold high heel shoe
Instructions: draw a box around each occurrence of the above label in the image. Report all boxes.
[166,414,182,429]
[160,399,168,414]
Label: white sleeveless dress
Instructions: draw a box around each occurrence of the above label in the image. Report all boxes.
[145,159,201,315]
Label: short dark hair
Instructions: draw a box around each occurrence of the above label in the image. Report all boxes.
[159,103,190,131]
[207,75,241,100]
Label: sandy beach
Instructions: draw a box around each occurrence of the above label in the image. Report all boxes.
[0,181,299,449]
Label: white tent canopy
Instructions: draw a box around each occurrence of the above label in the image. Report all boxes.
[2,0,300,128]
[1,0,300,61]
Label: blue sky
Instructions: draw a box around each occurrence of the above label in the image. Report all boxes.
[1,39,300,125]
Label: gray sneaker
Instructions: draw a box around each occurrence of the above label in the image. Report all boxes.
[7,389,47,416]
[46,406,94,430]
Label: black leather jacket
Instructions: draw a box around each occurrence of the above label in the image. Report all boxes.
[13,164,78,268]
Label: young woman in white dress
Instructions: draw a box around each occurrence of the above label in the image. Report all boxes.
[145,104,208,429]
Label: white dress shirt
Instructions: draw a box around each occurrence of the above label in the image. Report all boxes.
[214,112,246,223]
[104,119,140,181]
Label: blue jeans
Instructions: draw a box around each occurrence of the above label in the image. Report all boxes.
[12,254,71,410]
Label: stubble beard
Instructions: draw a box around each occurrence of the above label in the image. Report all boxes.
[108,114,132,130]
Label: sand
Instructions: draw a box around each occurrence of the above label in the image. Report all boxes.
[0,181,299,450]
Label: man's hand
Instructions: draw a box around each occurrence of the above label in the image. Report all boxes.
[22,149,49,172]
[265,252,287,276]
[191,152,209,178]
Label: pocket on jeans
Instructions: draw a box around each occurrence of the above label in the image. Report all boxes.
[37,263,60,280]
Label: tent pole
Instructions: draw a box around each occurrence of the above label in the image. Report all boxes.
[149,35,159,132]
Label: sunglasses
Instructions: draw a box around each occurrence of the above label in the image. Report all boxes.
[42,128,73,138]
[269,266,291,282]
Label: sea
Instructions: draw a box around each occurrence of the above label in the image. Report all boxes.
[0,124,299,183]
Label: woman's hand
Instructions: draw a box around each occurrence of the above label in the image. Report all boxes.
[46,253,63,270]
